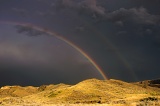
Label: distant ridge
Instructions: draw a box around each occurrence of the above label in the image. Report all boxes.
[138,78,160,88]
[149,79,160,84]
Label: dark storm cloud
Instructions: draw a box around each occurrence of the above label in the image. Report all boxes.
[36,10,55,17]
[12,8,29,17]
[79,0,105,16]
[132,0,160,8]
[54,0,105,17]
[52,0,160,36]
[15,25,46,36]
[53,0,160,25]
[105,7,160,25]
[0,35,102,86]
[1,0,160,84]
[0,24,105,86]
[75,26,85,32]
[43,0,160,82]
[0,41,51,66]
[104,7,160,39]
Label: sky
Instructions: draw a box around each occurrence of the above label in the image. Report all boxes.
[0,0,160,86]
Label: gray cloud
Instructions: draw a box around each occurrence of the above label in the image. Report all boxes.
[0,42,50,65]
[0,24,103,86]
[51,1,160,38]
[79,0,105,16]
[1,0,160,84]
[61,0,74,7]
[12,8,29,17]
[116,31,127,36]
[93,7,160,43]
[75,26,86,32]
[15,25,47,37]
[106,7,160,25]
[54,0,105,17]
[36,10,55,17]
[54,1,160,25]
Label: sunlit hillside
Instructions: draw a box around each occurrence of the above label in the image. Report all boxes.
[0,79,160,106]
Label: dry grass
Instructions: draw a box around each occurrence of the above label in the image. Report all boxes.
[0,78,160,106]
[1,102,160,106]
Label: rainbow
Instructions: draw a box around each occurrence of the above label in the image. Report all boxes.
[77,18,138,81]
[0,21,108,80]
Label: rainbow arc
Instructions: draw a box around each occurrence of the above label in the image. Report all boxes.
[0,21,107,80]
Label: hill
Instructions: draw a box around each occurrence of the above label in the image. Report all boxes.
[0,78,160,106]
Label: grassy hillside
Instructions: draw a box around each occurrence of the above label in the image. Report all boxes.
[0,78,160,105]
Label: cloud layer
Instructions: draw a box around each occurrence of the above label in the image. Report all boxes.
[106,7,160,25]
[15,25,47,36]
[1,0,160,84]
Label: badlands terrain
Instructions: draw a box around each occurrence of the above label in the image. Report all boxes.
[0,78,160,106]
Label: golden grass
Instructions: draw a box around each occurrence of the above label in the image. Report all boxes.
[0,78,160,105]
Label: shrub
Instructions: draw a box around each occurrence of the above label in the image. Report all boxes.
[140,97,158,102]
[38,85,47,91]
[142,81,148,88]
